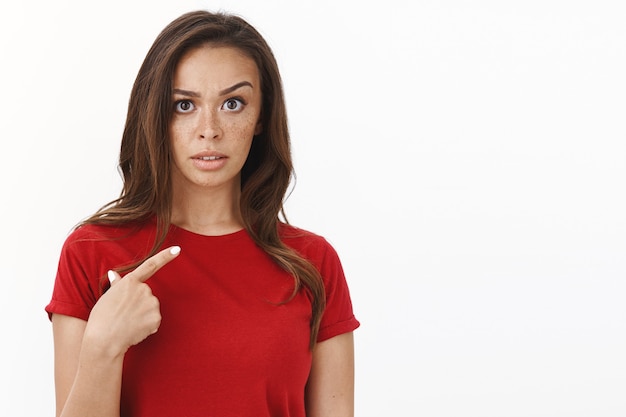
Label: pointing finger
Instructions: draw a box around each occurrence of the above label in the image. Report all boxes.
[128,246,181,283]
[107,270,120,286]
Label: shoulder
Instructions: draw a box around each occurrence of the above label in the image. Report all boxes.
[278,223,342,267]
[57,220,159,275]
[279,223,329,249]
[60,220,157,261]
[64,221,149,246]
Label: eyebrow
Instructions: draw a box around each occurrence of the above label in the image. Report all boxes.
[172,88,200,98]
[219,81,254,96]
[172,81,254,98]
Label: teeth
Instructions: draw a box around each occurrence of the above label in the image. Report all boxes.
[199,156,220,160]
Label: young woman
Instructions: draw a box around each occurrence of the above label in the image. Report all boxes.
[45,10,359,417]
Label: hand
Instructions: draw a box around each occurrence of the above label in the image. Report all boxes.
[83,246,181,358]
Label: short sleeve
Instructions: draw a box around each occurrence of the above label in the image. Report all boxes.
[45,229,102,321]
[315,239,360,342]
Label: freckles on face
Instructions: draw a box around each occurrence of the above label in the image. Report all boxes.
[167,45,262,190]
[170,46,262,137]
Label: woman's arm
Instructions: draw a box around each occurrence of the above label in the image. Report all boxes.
[52,314,125,417]
[51,246,181,417]
[305,332,355,417]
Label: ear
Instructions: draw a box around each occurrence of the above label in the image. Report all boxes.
[254,119,262,136]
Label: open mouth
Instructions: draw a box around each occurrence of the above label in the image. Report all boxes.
[196,156,223,161]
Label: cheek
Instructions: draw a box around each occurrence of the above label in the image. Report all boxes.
[169,118,193,139]
[168,124,188,162]
[226,115,259,142]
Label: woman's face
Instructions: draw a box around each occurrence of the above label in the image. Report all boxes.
[169,45,262,194]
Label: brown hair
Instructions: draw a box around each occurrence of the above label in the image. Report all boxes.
[81,10,325,348]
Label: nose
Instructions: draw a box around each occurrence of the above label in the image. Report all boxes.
[198,108,222,140]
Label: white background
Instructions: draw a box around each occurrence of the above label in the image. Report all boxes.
[1,1,625,416]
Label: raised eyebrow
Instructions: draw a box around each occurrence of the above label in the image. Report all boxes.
[172,82,253,98]
[219,81,254,96]
[172,88,200,98]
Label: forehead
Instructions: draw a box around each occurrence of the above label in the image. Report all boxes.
[173,45,260,88]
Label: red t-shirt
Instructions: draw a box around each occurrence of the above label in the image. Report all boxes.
[45,220,359,417]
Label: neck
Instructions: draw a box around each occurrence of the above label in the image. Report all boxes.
[170,182,244,236]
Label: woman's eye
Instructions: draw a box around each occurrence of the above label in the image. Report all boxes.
[222,98,244,112]
[175,100,195,113]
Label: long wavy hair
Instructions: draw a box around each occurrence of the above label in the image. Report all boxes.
[81,10,325,348]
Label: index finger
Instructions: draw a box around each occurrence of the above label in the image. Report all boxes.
[127,246,181,283]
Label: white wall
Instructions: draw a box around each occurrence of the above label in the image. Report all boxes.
[1,0,624,415]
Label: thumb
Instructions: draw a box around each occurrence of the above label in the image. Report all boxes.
[107,270,121,286]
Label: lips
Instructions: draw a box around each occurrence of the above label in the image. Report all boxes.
[196,155,223,161]
[190,151,228,171]
[191,151,227,160]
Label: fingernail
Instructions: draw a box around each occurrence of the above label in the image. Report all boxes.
[170,246,181,255]
[107,270,116,284]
